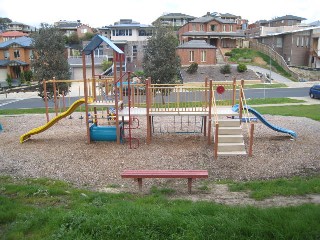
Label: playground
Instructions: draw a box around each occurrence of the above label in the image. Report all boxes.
[1,110,319,201]
[1,34,319,203]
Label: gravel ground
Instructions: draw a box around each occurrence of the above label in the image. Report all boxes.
[1,112,319,204]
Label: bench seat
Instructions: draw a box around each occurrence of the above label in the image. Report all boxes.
[121,170,208,193]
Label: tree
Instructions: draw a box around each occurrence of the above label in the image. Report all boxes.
[31,24,71,100]
[142,25,180,85]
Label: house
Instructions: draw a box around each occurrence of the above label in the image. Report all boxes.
[268,15,306,27]
[108,19,154,71]
[245,15,307,38]
[153,13,195,29]
[0,36,33,81]
[253,26,320,67]
[54,20,94,38]
[176,40,217,66]
[178,12,246,49]
[0,31,28,43]
[5,21,36,34]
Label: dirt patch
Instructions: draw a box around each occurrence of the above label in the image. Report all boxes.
[253,57,267,65]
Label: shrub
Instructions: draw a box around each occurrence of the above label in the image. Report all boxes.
[220,64,231,74]
[225,52,232,56]
[101,60,113,72]
[237,63,247,72]
[6,74,12,87]
[186,62,198,74]
[24,70,33,82]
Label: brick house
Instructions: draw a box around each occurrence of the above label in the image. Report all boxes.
[0,31,28,43]
[0,36,33,81]
[54,20,94,38]
[176,40,216,66]
[253,27,320,67]
[177,12,246,50]
[153,13,195,29]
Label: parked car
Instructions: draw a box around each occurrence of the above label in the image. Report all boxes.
[309,84,320,99]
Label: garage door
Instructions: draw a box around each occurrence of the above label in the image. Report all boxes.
[71,66,103,80]
[0,68,7,82]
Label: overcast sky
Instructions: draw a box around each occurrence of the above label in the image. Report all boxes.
[0,0,319,28]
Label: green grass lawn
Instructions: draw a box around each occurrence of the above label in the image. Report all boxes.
[228,175,320,200]
[254,104,320,121]
[1,175,320,239]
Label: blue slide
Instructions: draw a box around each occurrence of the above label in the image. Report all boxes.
[232,104,297,138]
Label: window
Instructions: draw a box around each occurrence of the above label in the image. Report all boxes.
[192,23,196,31]
[210,25,215,31]
[14,50,20,58]
[276,37,282,48]
[200,24,204,31]
[81,28,87,34]
[201,50,206,62]
[4,50,9,59]
[132,45,137,59]
[189,51,194,62]
[301,37,304,47]
[29,50,33,60]
[112,29,132,36]
[223,25,226,32]
[306,37,309,47]
[94,45,103,56]
[230,25,233,32]
[296,37,299,47]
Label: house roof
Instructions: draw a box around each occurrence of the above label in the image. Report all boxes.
[0,59,28,67]
[182,31,245,38]
[176,40,216,49]
[82,35,124,55]
[0,36,33,49]
[0,31,28,37]
[190,16,235,24]
[190,15,215,23]
[270,15,306,22]
[160,13,195,19]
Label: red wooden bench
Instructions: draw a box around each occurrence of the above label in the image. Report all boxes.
[121,170,208,194]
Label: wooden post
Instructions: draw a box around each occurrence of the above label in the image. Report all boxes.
[214,123,219,159]
[82,52,90,144]
[43,80,49,123]
[187,178,192,194]
[240,79,245,119]
[248,122,254,157]
[62,91,66,112]
[207,80,213,145]
[137,178,142,192]
[232,76,236,106]
[52,77,58,116]
[146,78,151,144]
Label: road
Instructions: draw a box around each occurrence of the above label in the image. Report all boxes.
[0,87,311,110]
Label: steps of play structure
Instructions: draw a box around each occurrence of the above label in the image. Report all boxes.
[218,142,246,152]
[218,119,241,127]
[218,126,242,135]
[217,151,247,156]
[218,134,244,143]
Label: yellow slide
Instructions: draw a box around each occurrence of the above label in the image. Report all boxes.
[20,98,86,143]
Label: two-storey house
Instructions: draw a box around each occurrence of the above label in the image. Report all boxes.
[0,36,33,81]
[5,21,36,34]
[54,20,94,39]
[177,12,246,49]
[153,13,196,30]
[108,19,154,71]
[0,31,28,43]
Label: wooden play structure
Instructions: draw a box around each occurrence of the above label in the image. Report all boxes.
[20,35,258,158]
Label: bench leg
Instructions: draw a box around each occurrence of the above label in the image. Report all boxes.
[137,178,142,192]
[188,178,192,194]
